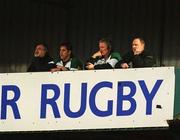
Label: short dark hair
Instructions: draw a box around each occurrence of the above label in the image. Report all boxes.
[59,42,72,51]
[133,37,145,46]
[59,42,73,57]
[99,38,112,49]
[34,43,49,54]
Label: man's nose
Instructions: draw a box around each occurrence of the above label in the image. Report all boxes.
[132,45,137,49]
[100,48,104,51]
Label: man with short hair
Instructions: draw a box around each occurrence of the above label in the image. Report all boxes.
[27,44,55,72]
[115,37,156,68]
[51,42,83,72]
[86,38,121,70]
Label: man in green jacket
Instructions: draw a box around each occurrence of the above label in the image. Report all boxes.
[51,42,83,72]
[86,38,121,70]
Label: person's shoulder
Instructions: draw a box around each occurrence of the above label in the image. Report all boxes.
[72,57,81,62]
[71,57,83,69]
[44,55,54,61]
[71,57,83,65]
[110,52,121,60]
[142,49,154,56]
[111,51,120,55]
[54,58,61,64]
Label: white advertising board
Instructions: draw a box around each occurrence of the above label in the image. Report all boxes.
[0,67,175,131]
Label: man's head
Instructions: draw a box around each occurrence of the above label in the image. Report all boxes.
[59,42,72,62]
[99,38,112,57]
[34,44,48,58]
[132,38,145,55]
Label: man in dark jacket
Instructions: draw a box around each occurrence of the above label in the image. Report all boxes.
[27,44,55,72]
[115,37,156,68]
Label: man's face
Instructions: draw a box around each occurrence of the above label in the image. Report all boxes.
[99,42,110,56]
[34,44,46,57]
[59,46,71,61]
[132,38,144,54]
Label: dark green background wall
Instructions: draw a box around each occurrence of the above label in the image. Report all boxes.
[0,0,179,73]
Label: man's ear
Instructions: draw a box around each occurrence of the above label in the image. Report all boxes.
[68,50,72,55]
[108,46,111,52]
